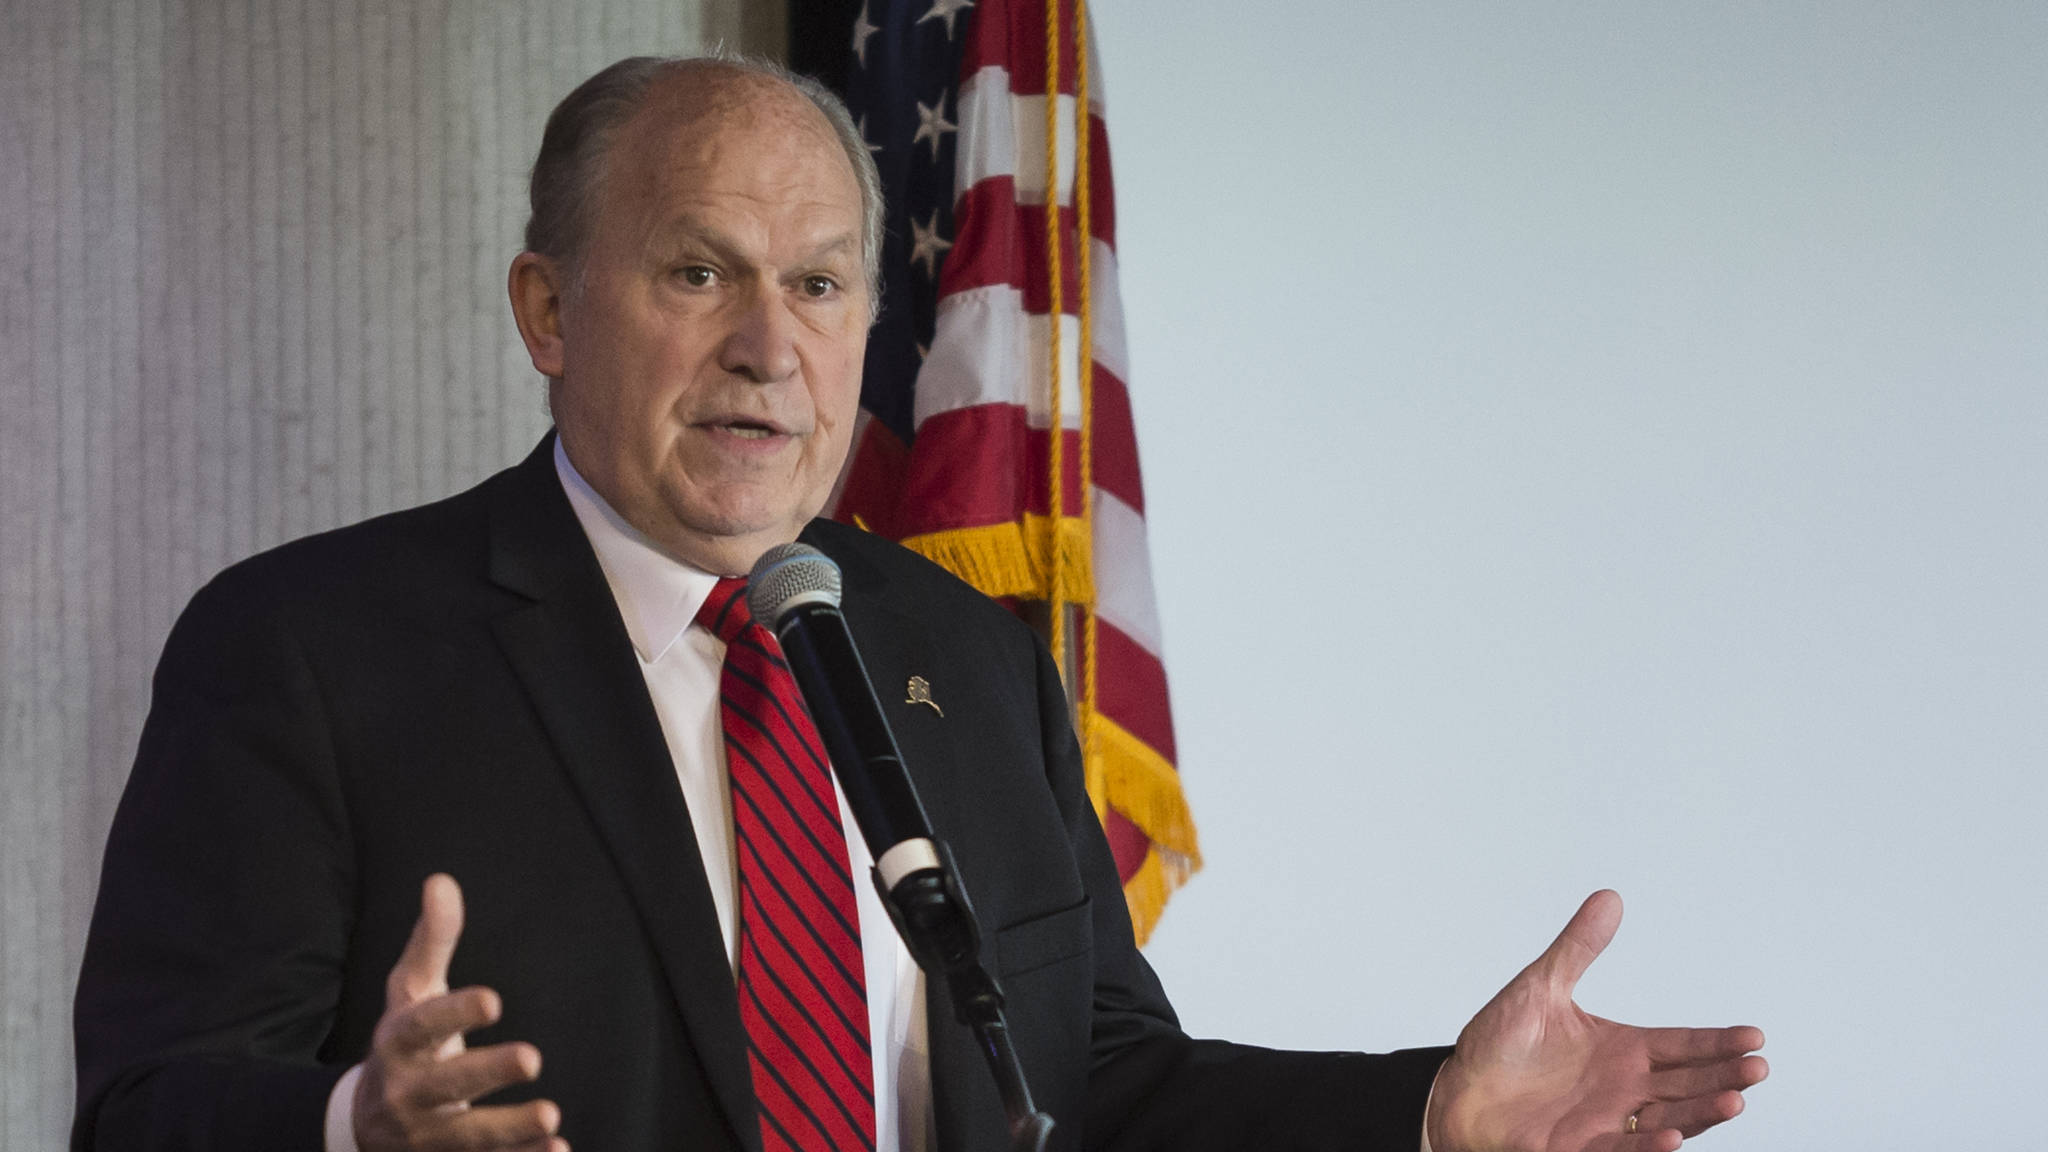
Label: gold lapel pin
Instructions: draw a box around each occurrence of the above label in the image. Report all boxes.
[905,675,943,716]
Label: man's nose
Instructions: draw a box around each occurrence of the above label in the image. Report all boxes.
[718,284,801,384]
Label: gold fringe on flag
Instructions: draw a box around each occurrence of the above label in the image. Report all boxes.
[1080,707,1203,867]
[900,514,1093,603]
[1121,844,1196,949]
[1100,678,1204,944]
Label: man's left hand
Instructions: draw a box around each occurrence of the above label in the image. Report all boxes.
[1426,890,1767,1152]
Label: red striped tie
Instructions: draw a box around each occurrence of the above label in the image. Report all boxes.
[698,577,877,1152]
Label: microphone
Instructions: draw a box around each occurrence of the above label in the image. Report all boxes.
[747,542,1055,1152]
[744,542,942,895]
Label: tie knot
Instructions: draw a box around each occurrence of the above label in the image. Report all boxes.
[696,577,754,646]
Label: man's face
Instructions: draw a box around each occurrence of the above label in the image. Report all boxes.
[540,75,869,575]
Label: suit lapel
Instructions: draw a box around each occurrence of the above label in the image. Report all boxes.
[485,437,760,1152]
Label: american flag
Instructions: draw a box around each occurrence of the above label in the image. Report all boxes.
[797,0,1199,944]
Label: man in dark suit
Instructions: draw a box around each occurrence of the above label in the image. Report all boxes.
[74,55,1765,1152]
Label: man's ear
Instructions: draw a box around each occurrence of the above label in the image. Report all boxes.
[508,252,567,378]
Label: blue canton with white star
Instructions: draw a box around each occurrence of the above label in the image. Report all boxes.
[841,0,975,447]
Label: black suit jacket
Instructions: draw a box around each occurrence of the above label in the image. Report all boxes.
[74,435,1447,1151]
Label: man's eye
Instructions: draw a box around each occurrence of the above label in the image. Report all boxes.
[677,266,715,287]
[800,275,838,298]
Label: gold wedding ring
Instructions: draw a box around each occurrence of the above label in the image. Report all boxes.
[1626,1111,1641,1134]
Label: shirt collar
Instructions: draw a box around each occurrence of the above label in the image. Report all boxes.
[553,437,721,664]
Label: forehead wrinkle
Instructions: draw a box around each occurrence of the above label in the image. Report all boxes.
[799,234,860,262]
[637,207,861,270]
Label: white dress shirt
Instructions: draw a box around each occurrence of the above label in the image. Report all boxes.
[324,440,932,1151]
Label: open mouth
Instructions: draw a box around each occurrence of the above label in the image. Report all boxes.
[715,419,781,440]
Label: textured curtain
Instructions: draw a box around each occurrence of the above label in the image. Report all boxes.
[0,0,779,1143]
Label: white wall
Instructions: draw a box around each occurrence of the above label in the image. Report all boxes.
[0,2,756,1145]
[1095,2,2047,1148]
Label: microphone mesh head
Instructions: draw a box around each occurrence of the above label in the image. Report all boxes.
[747,542,843,625]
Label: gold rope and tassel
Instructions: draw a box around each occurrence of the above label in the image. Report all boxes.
[1072,0,1106,819]
[1071,0,1200,945]
[1067,0,1199,946]
[1042,0,1071,673]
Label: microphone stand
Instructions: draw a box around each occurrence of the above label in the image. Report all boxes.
[875,841,1055,1152]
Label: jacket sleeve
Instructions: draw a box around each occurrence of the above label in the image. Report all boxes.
[72,572,356,1151]
[1028,639,1452,1152]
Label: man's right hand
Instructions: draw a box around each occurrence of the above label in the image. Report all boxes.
[353,874,567,1152]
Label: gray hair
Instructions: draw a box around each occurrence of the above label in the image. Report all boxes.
[524,54,884,313]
